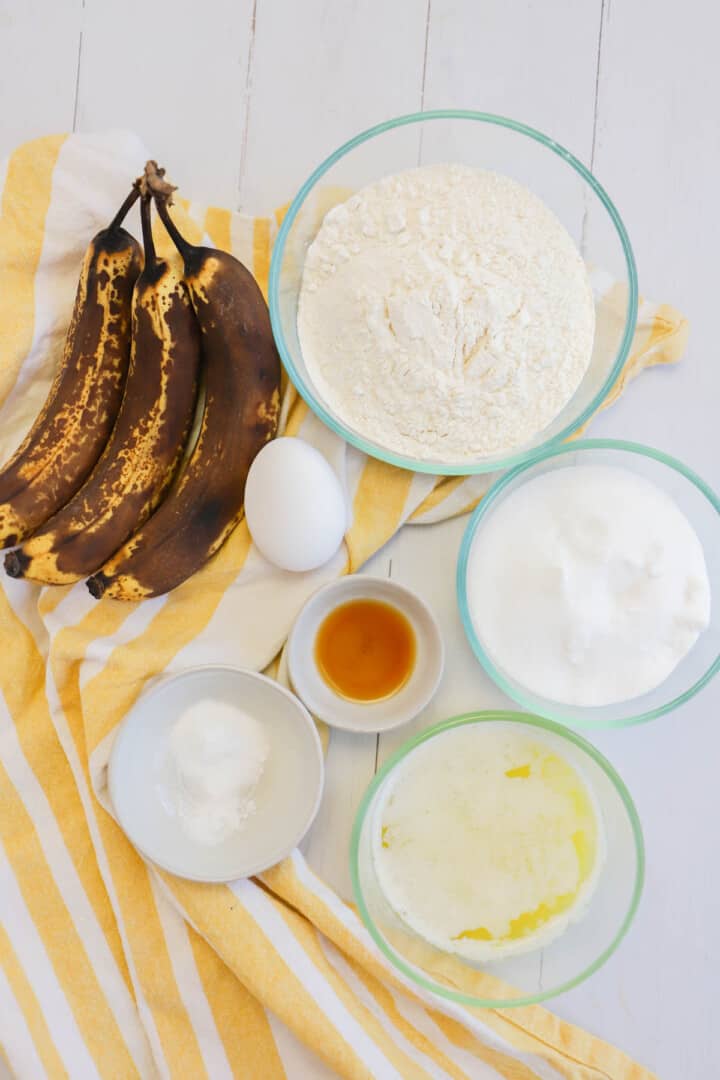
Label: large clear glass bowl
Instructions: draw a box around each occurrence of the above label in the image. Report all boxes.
[269,110,638,475]
[457,439,720,727]
[350,711,644,1007]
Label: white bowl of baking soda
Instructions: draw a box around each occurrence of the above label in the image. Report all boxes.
[109,666,324,882]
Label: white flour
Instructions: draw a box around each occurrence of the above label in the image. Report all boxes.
[298,164,595,461]
[467,465,711,706]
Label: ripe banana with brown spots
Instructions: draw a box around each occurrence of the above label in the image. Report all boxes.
[5,194,201,585]
[0,187,143,548]
[87,165,280,601]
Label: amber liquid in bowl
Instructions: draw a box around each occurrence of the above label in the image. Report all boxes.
[314,599,416,702]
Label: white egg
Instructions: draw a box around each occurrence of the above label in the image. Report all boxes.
[245,438,347,572]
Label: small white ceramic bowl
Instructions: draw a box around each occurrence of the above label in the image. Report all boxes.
[109,666,324,882]
[287,577,444,733]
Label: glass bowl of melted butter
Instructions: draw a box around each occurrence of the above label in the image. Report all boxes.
[351,711,644,1007]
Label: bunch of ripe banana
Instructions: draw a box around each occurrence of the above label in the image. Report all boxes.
[1,161,280,600]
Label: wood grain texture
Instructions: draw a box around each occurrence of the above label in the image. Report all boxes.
[422,0,602,155]
[0,0,718,1076]
[238,0,429,212]
[557,2,718,1074]
[75,0,255,207]
[0,0,82,159]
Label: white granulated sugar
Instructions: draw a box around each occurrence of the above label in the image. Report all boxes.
[466,465,711,707]
[298,164,595,461]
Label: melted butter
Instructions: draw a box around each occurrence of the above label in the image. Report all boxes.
[505,763,531,778]
[374,728,603,958]
[454,926,493,942]
[315,599,416,703]
[452,755,598,945]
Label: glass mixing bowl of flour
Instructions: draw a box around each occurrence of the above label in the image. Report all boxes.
[269,110,638,474]
[457,440,720,728]
[351,712,644,1008]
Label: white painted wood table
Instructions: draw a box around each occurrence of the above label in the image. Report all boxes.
[1,2,717,1077]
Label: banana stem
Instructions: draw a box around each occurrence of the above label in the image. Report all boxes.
[140,195,157,270]
[108,184,141,232]
[153,194,192,258]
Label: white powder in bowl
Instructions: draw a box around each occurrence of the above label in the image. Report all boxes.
[466,465,711,706]
[297,164,595,462]
[168,700,269,846]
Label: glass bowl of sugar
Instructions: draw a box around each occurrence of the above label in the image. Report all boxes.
[269,110,638,475]
[457,439,720,728]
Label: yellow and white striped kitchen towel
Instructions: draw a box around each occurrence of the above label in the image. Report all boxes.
[0,132,687,1080]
